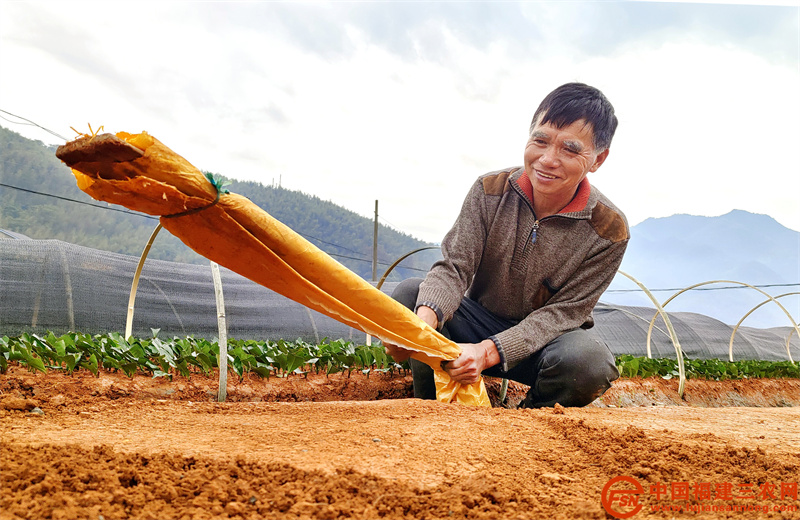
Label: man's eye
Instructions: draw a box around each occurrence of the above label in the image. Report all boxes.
[533,139,547,145]
[564,147,580,155]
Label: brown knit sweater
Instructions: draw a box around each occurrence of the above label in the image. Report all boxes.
[417,167,629,370]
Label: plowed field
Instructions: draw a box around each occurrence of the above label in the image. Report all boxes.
[2,366,799,519]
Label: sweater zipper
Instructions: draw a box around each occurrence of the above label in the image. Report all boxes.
[512,178,587,246]
[530,220,540,244]
[510,177,542,245]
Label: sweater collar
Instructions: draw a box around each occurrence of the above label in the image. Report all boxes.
[513,169,594,218]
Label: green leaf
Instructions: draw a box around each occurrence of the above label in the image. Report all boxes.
[196,353,216,374]
[230,356,243,378]
[102,356,121,370]
[22,351,47,373]
[285,353,306,374]
[121,362,139,377]
[251,364,272,378]
[54,339,67,359]
[64,353,80,374]
[82,353,99,377]
[175,359,190,378]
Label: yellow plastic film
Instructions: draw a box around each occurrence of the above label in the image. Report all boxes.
[55,131,490,407]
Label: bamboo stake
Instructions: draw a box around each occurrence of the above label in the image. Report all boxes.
[498,378,509,405]
[56,242,76,331]
[210,262,228,402]
[31,259,45,328]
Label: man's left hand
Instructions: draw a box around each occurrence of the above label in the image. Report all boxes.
[384,343,414,363]
[444,339,500,385]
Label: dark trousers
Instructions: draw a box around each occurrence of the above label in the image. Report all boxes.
[392,278,619,408]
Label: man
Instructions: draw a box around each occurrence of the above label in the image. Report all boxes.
[386,82,628,408]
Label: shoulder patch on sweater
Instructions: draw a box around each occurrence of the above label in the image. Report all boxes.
[590,202,629,243]
[481,170,514,196]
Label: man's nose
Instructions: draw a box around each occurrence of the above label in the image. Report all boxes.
[539,147,559,167]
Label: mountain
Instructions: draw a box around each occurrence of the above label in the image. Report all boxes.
[602,211,800,328]
[2,125,797,328]
[0,126,440,281]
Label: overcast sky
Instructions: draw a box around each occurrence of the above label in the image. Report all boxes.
[1,1,798,243]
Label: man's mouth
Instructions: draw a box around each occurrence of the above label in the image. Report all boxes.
[536,170,558,180]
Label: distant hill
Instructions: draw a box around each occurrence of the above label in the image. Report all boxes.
[602,211,800,328]
[2,126,798,328]
[0,126,440,281]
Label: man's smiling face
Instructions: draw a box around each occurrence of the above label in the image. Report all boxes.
[523,116,609,209]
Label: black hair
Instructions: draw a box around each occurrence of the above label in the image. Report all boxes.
[530,83,618,151]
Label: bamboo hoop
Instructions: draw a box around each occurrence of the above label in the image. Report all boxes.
[647,280,800,365]
[607,305,671,338]
[305,307,320,344]
[616,270,686,398]
[125,223,163,339]
[367,246,440,347]
[139,277,187,336]
[786,328,800,354]
[729,292,799,362]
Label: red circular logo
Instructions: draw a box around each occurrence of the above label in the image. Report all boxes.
[601,476,644,519]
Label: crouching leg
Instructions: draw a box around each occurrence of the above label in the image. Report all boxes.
[514,329,619,408]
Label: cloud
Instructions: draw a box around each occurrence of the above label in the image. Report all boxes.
[590,41,800,231]
[193,3,357,60]
[244,2,799,69]
[2,3,132,93]
[515,3,798,65]
[1,1,798,241]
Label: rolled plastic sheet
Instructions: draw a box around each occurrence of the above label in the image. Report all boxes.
[56,131,490,407]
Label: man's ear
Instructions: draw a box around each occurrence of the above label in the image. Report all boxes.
[590,148,610,172]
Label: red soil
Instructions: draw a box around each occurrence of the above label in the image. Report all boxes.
[2,365,799,519]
